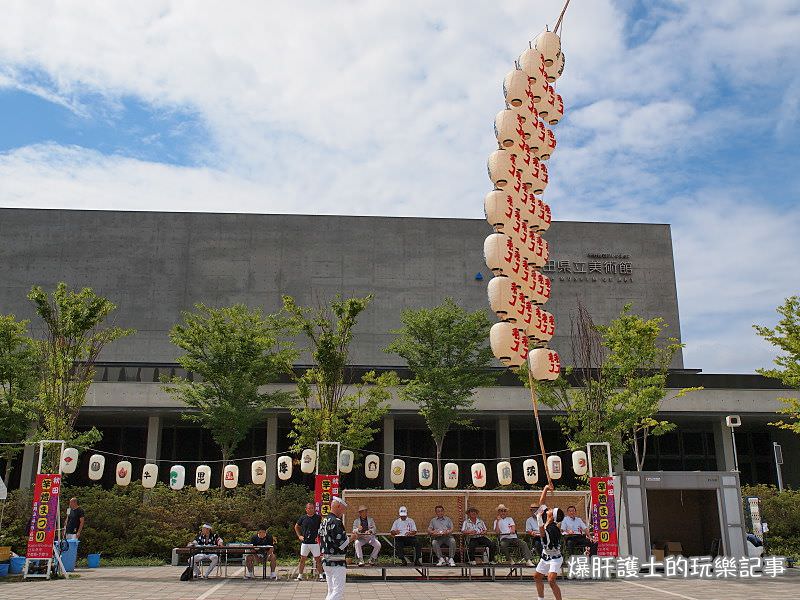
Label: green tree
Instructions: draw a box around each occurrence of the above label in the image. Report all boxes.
[283,295,397,472]
[165,304,297,475]
[385,298,497,488]
[0,315,39,482]
[28,283,134,467]
[754,296,800,434]
[528,302,695,471]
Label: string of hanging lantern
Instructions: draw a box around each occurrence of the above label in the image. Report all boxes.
[485,14,569,487]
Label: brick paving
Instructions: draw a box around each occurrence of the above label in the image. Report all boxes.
[0,565,797,599]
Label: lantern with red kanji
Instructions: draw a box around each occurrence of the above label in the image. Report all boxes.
[490,321,529,367]
[540,125,556,161]
[483,233,518,276]
[484,189,516,233]
[528,347,561,380]
[527,307,556,344]
[533,81,554,119]
[544,51,565,83]
[495,109,524,148]
[488,275,527,323]
[525,157,548,195]
[518,48,545,84]
[534,30,561,67]
[503,69,530,107]
[488,149,518,189]
[547,93,564,125]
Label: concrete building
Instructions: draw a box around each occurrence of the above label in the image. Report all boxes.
[1,208,797,490]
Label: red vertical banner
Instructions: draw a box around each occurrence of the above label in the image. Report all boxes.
[314,474,340,516]
[590,476,618,557]
[27,474,62,560]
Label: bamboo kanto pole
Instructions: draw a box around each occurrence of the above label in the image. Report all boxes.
[527,364,553,487]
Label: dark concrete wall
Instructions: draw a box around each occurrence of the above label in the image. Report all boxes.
[0,209,683,367]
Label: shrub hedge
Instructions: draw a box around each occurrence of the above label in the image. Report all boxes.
[741,484,800,561]
[0,482,312,560]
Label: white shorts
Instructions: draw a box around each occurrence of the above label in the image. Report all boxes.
[536,556,563,575]
[300,543,321,557]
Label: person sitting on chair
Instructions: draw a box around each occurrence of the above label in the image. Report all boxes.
[188,524,223,579]
[560,505,597,556]
[461,507,496,565]
[390,506,422,565]
[244,524,277,580]
[493,504,534,566]
[525,503,544,557]
[352,505,381,566]
[428,505,457,566]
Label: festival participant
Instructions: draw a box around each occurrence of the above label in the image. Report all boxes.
[493,504,534,566]
[560,505,597,556]
[351,505,381,566]
[188,524,223,579]
[534,483,564,600]
[244,524,277,580]
[64,497,85,540]
[390,506,422,565]
[461,507,496,564]
[319,497,358,600]
[525,503,544,557]
[295,502,324,581]
[428,505,457,566]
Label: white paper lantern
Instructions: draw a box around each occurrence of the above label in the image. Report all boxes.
[223,464,239,489]
[87,453,105,481]
[300,448,316,474]
[365,454,380,479]
[484,233,516,277]
[533,81,554,118]
[142,463,158,488]
[497,461,513,486]
[572,450,588,476]
[169,465,186,490]
[546,455,563,480]
[390,459,406,485]
[527,307,556,344]
[487,149,518,189]
[484,190,515,234]
[548,93,564,125]
[338,450,354,474]
[528,347,561,381]
[488,275,531,323]
[418,461,434,487]
[471,463,487,488]
[523,458,539,485]
[518,48,545,84]
[251,460,267,485]
[540,126,556,161]
[115,461,132,486]
[277,456,293,480]
[495,109,524,148]
[536,198,552,233]
[195,465,211,491]
[524,231,549,268]
[526,158,548,196]
[534,30,561,67]
[490,321,528,367]
[444,462,459,488]
[544,50,565,83]
[60,447,79,474]
[503,69,530,107]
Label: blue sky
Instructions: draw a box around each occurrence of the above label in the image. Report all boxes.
[0,0,798,373]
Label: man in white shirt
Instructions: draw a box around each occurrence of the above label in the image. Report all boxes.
[560,505,596,555]
[461,507,497,564]
[428,505,457,566]
[525,503,544,557]
[493,504,534,566]
[390,506,422,565]
[352,505,381,566]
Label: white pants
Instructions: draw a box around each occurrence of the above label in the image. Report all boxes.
[535,556,563,575]
[300,543,321,557]
[323,565,346,600]
[354,536,381,559]
[191,553,219,577]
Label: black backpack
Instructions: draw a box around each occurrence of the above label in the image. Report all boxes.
[179,566,193,581]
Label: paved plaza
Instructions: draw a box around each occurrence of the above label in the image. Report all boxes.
[0,566,797,600]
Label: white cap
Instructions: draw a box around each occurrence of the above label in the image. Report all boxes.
[331,496,348,508]
[398,506,408,516]
[202,523,212,530]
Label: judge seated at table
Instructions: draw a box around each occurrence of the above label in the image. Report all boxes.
[245,524,277,579]
[560,505,597,556]
[188,524,223,579]
[391,506,422,565]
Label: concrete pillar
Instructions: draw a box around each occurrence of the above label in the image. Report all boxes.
[713,418,737,472]
[383,415,395,489]
[266,415,278,488]
[145,415,162,463]
[497,415,511,460]
[19,441,37,489]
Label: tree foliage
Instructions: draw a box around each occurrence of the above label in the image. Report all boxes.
[385,298,496,487]
[166,304,296,470]
[755,296,800,434]
[528,302,695,471]
[0,314,39,481]
[282,295,396,471]
[28,283,133,465]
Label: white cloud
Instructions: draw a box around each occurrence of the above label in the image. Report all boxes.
[1,0,799,372]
